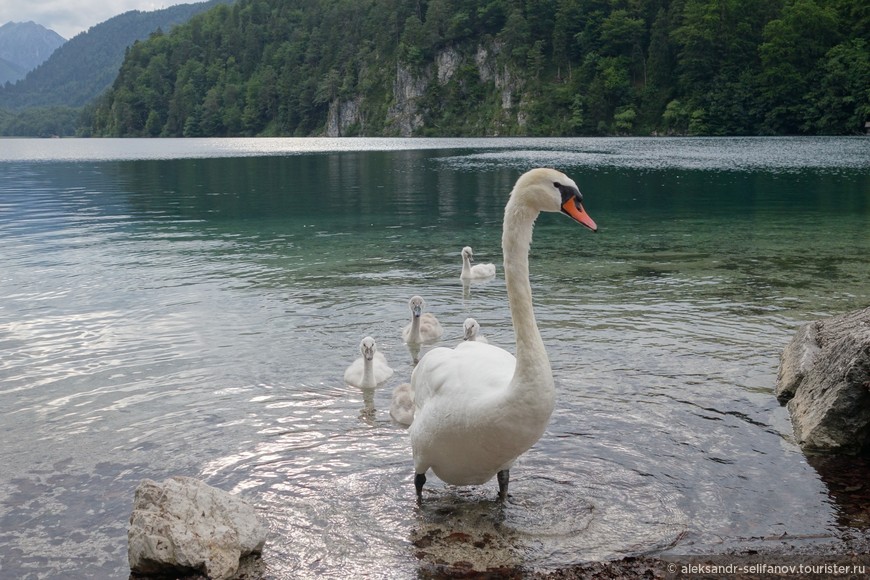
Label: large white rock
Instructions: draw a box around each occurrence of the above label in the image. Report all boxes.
[128,476,267,579]
[775,306,870,454]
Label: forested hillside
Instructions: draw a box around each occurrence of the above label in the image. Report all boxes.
[0,0,231,111]
[84,0,870,137]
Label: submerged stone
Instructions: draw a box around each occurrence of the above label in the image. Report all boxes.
[775,306,870,454]
[128,476,267,580]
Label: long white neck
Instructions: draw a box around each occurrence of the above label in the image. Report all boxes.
[361,357,376,388]
[461,255,472,277]
[409,314,421,342]
[502,197,555,408]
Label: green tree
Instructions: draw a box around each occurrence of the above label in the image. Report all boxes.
[759,0,840,133]
[804,38,870,134]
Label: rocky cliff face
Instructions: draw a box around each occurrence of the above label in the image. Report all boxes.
[326,97,363,137]
[325,41,524,137]
[475,43,517,115]
[385,63,429,136]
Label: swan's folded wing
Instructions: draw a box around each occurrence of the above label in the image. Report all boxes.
[473,263,497,278]
[374,359,394,382]
[343,358,362,384]
[410,342,515,408]
[373,352,394,381]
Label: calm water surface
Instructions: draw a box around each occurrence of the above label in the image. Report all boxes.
[1,137,869,578]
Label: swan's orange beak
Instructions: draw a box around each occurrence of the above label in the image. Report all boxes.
[561,198,598,232]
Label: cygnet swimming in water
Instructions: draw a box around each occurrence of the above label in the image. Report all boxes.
[402,296,443,343]
[462,317,488,344]
[344,336,393,388]
[460,246,496,280]
[389,383,414,426]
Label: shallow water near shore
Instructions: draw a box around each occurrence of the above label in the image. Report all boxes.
[1,137,869,578]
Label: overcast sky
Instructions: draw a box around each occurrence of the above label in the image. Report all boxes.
[0,1,195,40]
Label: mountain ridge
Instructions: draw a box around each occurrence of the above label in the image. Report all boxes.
[0,0,232,110]
[0,21,66,85]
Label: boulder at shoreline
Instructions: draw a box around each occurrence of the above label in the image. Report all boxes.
[128,476,267,580]
[775,306,870,454]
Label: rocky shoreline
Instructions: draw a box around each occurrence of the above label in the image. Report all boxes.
[537,553,870,580]
[151,545,870,580]
[134,505,870,579]
[415,541,870,580]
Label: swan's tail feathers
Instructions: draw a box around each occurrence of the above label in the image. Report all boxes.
[497,469,510,500]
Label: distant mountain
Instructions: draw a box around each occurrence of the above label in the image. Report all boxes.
[0,0,232,110]
[0,56,26,85]
[0,21,65,84]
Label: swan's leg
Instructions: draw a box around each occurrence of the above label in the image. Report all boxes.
[415,473,426,498]
[497,469,509,499]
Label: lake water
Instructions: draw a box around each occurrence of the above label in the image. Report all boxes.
[1,137,869,578]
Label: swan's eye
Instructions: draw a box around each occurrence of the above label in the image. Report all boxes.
[554,182,581,205]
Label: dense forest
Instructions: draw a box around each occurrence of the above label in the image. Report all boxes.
[0,1,229,137]
[70,0,870,136]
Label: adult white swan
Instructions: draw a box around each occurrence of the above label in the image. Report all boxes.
[462,317,488,344]
[344,336,394,388]
[402,296,443,343]
[409,168,597,499]
[460,246,496,280]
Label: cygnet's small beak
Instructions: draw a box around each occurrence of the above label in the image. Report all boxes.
[412,306,422,318]
[561,197,598,232]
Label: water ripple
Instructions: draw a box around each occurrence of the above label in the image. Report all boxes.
[1,143,867,577]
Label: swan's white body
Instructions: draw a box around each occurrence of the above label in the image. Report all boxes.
[389,383,415,426]
[409,168,597,498]
[344,336,393,388]
[460,246,496,280]
[462,317,488,344]
[402,296,443,343]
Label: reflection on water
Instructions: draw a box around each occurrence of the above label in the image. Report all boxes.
[806,455,870,530]
[0,138,868,577]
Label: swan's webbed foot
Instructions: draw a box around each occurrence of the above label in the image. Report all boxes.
[415,473,426,500]
[497,469,509,500]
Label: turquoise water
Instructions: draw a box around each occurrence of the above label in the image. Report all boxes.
[0,137,868,577]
